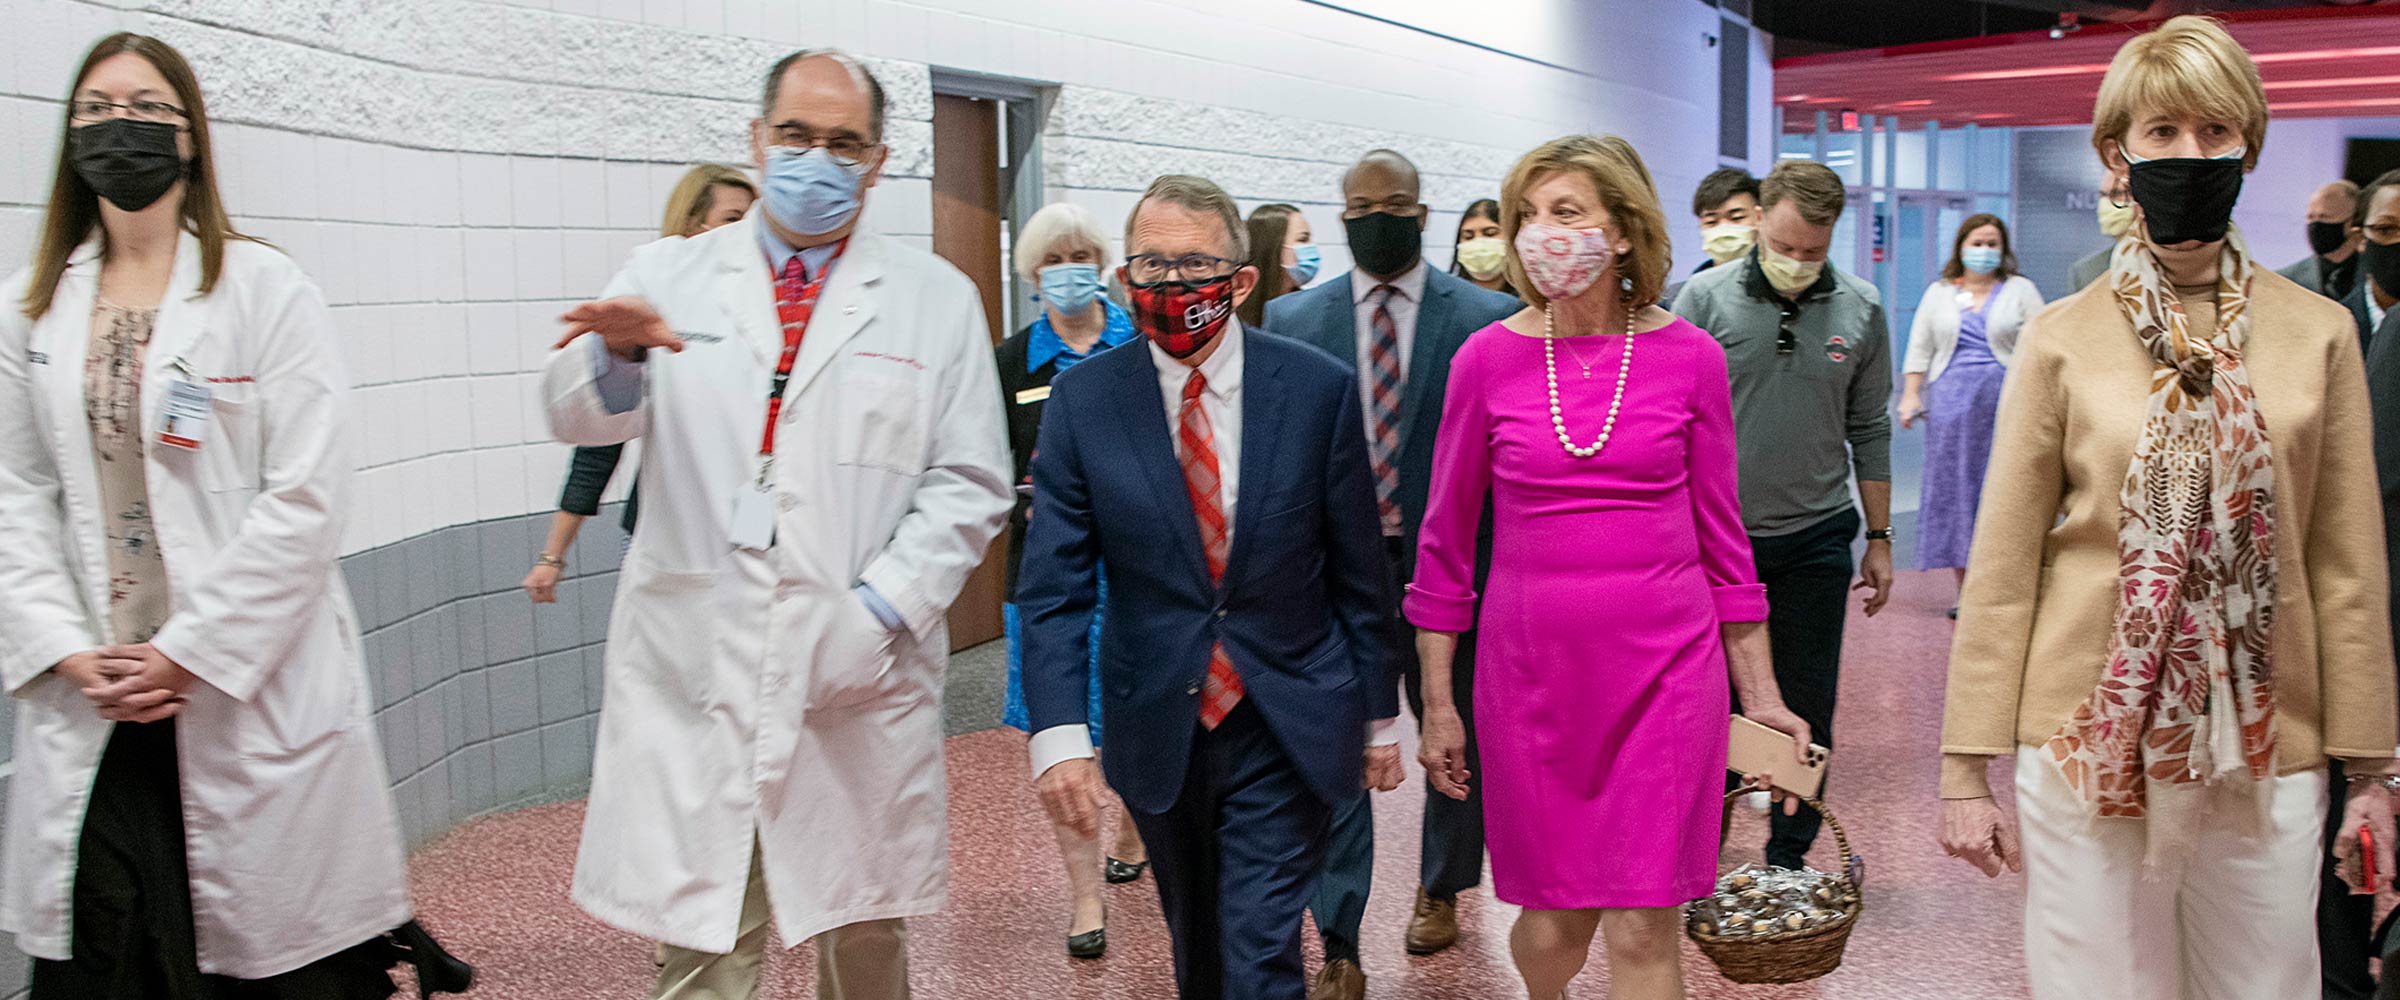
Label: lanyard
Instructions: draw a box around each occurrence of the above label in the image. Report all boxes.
[759,239,847,461]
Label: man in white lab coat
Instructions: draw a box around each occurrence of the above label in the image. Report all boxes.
[542,49,1011,1000]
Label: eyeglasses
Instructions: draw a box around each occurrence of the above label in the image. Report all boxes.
[2365,222,2400,245]
[1341,200,1425,220]
[70,99,186,125]
[1125,254,1239,286]
[767,125,880,166]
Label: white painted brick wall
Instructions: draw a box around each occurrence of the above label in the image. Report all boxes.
[0,0,1769,554]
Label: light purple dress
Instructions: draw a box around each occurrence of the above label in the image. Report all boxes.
[1913,298,2006,570]
[1405,319,1768,909]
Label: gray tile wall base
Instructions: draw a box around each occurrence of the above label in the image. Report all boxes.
[353,504,626,850]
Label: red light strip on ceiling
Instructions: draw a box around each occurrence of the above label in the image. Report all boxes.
[2268,96,2400,112]
[2263,74,2400,90]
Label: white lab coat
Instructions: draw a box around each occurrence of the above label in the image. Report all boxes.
[0,234,409,978]
[544,217,1010,952]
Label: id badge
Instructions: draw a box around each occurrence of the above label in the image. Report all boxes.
[729,455,777,551]
[157,380,213,451]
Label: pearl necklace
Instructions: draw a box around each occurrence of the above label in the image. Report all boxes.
[1544,305,1637,459]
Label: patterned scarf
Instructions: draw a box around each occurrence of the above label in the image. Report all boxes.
[2043,227,2278,855]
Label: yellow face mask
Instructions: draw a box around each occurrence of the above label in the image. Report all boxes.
[2097,197,2135,239]
[1702,224,1757,265]
[1758,244,1825,296]
[1455,237,1508,280]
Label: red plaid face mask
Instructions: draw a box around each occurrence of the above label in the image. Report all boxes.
[1127,275,1236,358]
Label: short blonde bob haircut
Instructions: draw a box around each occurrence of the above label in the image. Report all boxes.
[1014,201,1118,283]
[1499,135,1673,309]
[2090,15,2269,171]
[660,163,758,238]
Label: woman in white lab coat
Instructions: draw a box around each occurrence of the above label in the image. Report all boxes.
[0,34,417,999]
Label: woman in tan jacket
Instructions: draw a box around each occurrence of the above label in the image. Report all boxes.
[1936,17,2398,1000]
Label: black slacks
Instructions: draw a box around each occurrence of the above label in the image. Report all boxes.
[29,720,398,1000]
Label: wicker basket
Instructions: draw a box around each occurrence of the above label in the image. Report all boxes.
[1684,791,1863,985]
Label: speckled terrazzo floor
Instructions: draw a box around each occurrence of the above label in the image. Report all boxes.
[401,570,2035,998]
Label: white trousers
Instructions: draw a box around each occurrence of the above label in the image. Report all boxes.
[2014,748,2326,1000]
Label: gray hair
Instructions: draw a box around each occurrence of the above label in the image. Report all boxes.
[1014,202,1117,282]
[1124,175,1248,262]
[762,48,885,141]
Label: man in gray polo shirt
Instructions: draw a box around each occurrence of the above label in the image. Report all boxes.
[1674,159,1893,872]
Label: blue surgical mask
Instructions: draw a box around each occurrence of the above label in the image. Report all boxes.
[763,146,865,236]
[1961,246,2003,274]
[1039,263,1104,314]
[1287,244,1322,286]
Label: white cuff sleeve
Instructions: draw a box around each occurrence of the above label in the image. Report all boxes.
[1368,716,1403,747]
[1029,724,1096,780]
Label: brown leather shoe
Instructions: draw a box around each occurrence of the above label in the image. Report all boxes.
[1308,958,1365,1000]
[1404,887,1459,955]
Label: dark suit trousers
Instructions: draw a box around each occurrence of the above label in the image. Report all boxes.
[2322,759,2379,1000]
[1133,701,1334,1000]
[1307,537,1485,962]
[1733,507,1856,868]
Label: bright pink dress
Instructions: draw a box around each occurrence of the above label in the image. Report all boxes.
[1405,318,1768,909]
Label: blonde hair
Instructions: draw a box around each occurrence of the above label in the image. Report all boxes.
[1013,202,1117,283]
[2091,16,2268,170]
[660,164,758,238]
[1498,135,1672,309]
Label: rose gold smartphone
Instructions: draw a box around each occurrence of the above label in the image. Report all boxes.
[1726,715,1830,799]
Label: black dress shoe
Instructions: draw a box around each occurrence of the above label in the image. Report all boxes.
[1104,858,1149,884]
[1067,926,1108,960]
[388,920,475,998]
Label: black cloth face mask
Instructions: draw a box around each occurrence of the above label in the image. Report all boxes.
[1343,210,1425,278]
[2308,220,2352,258]
[2363,239,2400,302]
[70,118,185,212]
[2126,150,2244,247]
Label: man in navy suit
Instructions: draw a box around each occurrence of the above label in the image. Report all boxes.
[1264,149,1520,995]
[1018,174,1405,1000]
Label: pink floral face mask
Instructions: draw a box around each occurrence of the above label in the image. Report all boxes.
[1514,222,1615,301]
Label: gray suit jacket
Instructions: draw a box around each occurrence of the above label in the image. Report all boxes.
[2068,247,2112,293]
[2279,256,2325,296]
[1265,266,1520,572]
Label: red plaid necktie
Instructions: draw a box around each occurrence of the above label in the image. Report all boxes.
[1179,370,1245,729]
[760,245,842,454]
[1367,285,1405,535]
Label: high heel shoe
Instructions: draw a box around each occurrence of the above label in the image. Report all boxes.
[1067,908,1108,960]
[387,920,475,998]
[1104,857,1149,884]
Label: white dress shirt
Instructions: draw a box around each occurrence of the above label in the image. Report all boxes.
[1029,322,1397,780]
[2371,290,2390,338]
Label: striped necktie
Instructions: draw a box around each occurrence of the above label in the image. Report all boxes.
[1179,370,1245,729]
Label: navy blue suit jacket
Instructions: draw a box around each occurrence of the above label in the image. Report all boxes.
[1264,267,1520,576]
[1016,329,1402,813]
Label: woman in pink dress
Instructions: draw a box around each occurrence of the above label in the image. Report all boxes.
[1408,135,1813,1000]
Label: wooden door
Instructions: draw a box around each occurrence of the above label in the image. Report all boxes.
[931,93,1009,652]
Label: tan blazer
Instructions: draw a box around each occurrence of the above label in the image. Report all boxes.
[1938,271,2399,798]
